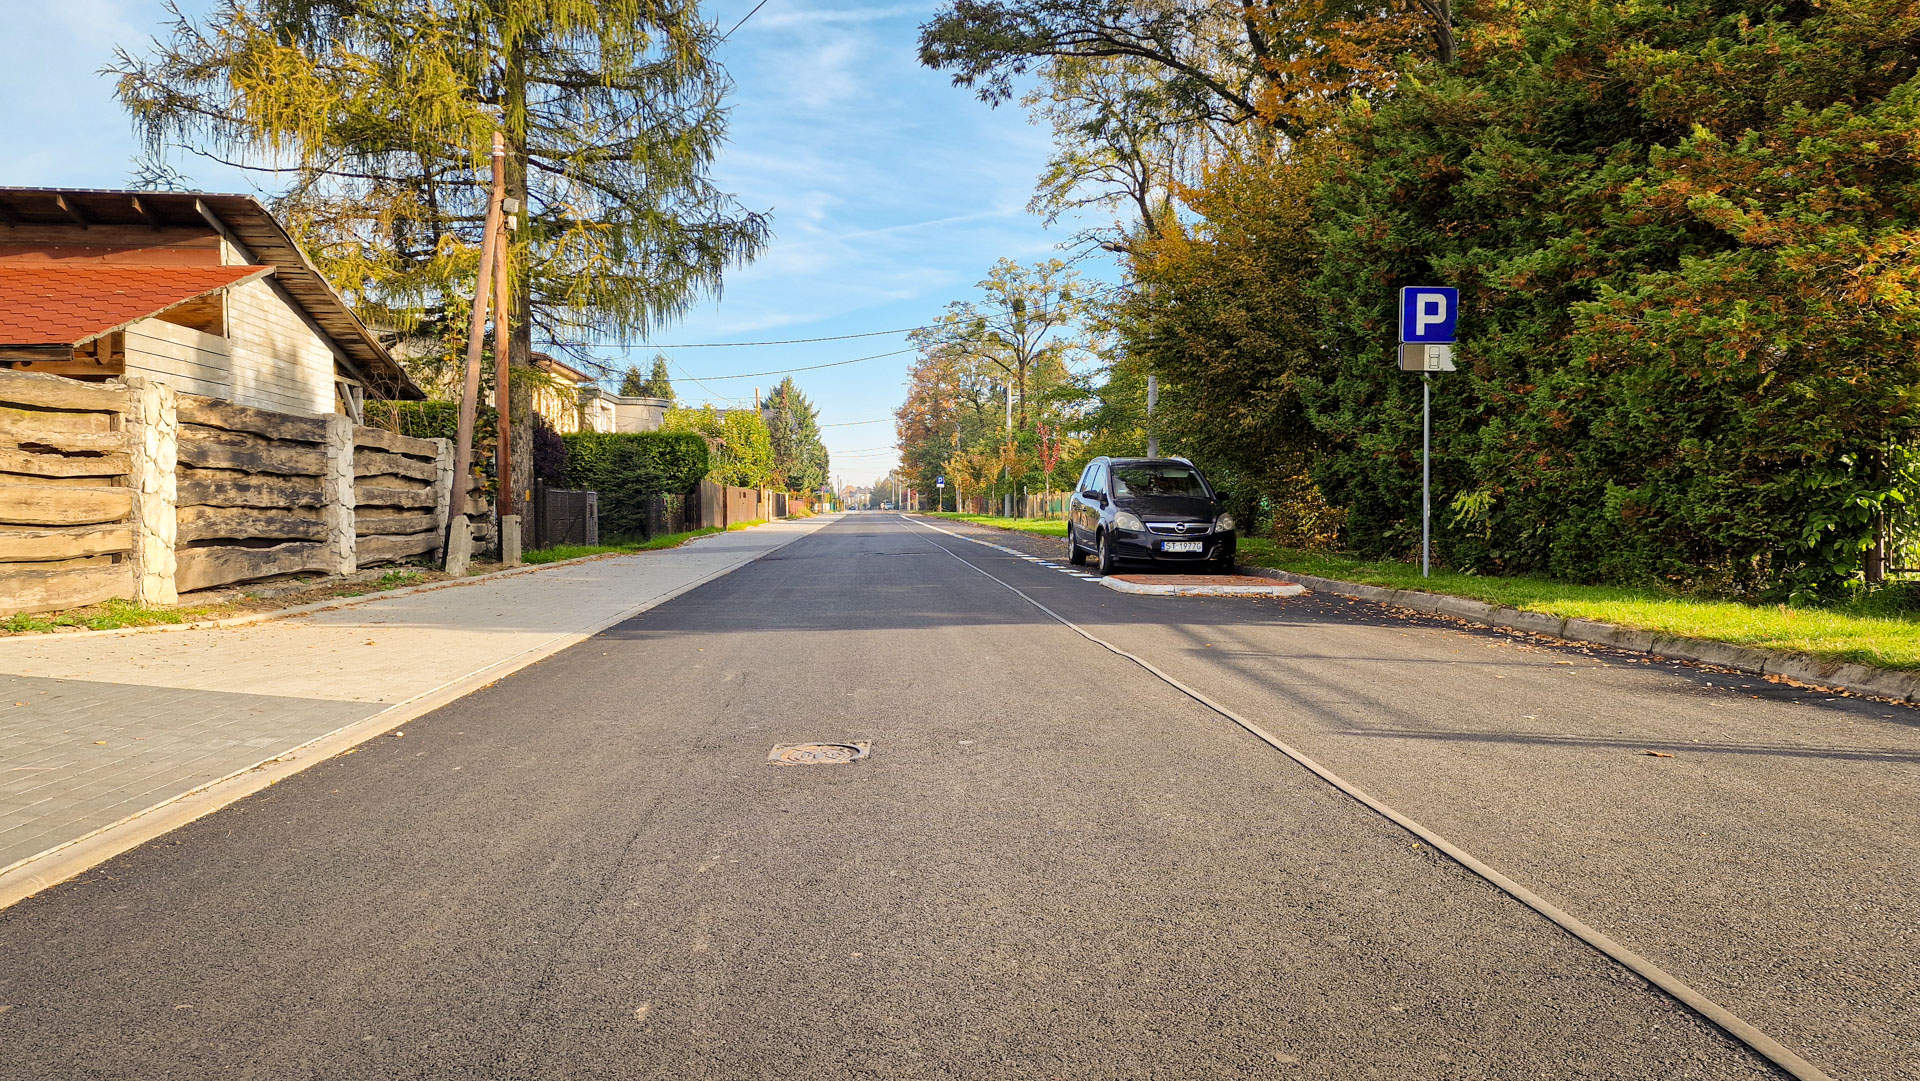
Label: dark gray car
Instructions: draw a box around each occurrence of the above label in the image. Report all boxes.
[1065,456,1236,575]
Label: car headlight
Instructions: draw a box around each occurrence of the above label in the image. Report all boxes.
[1113,511,1145,532]
[1215,512,1236,532]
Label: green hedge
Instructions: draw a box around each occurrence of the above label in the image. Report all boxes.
[561,431,710,538]
[363,399,495,444]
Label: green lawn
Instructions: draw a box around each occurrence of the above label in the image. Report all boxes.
[928,513,1920,672]
[523,527,721,565]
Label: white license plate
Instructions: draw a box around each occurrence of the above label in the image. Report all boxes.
[1161,540,1203,553]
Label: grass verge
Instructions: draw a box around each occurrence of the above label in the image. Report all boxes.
[925,512,1920,672]
[1,598,212,634]
[523,527,721,565]
[725,519,768,532]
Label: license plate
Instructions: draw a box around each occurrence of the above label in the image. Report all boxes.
[1161,540,1203,553]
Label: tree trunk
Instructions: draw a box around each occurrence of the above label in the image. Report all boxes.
[506,45,536,524]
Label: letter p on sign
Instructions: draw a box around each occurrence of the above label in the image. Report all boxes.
[1399,286,1459,344]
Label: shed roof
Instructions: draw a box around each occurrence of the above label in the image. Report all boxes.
[0,263,273,348]
[0,188,423,399]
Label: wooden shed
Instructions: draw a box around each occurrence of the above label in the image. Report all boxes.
[0,188,421,415]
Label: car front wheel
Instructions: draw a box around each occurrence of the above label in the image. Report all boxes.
[1096,531,1117,575]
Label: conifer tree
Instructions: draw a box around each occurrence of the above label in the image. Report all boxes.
[113,0,769,497]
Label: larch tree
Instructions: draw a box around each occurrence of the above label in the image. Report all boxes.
[112,0,769,501]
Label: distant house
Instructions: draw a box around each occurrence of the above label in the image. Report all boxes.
[0,188,421,417]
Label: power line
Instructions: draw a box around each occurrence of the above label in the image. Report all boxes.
[721,0,773,40]
[627,326,924,348]
[671,347,918,382]
[549,283,1125,351]
[820,417,893,427]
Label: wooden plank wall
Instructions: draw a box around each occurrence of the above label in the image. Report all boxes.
[174,394,331,593]
[353,426,441,565]
[124,318,234,401]
[0,370,135,613]
[221,248,338,416]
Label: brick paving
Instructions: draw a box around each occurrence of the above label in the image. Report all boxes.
[0,519,831,876]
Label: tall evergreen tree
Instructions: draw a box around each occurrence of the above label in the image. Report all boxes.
[113,0,769,498]
[766,377,829,493]
[642,355,676,401]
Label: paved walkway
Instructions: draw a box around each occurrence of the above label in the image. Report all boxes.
[0,519,833,877]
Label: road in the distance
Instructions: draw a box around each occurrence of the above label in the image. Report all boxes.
[0,515,1801,1078]
[915,513,1920,1080]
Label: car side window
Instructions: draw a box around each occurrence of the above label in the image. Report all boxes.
[1088,463,1106,494]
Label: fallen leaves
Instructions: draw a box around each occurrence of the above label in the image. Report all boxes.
[1642,750,1675,758]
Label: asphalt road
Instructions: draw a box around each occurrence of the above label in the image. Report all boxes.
[1,512,1896,1078]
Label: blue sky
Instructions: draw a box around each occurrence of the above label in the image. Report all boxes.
[0,0,1116,485]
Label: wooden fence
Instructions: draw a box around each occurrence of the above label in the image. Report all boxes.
[0,371,136,612]
[174,395,333,593]
[353,426,444,567]
[0,367,457,615]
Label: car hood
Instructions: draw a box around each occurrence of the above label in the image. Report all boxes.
[1116,494,1218,521]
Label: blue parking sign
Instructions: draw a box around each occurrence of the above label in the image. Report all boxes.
[1399,286,1458,343]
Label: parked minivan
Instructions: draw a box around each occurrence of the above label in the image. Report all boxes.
[1065,456,1236,574]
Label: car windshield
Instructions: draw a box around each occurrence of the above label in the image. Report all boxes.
[1111,464,1209,498]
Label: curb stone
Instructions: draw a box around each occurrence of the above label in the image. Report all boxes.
[1240,564,1920,705]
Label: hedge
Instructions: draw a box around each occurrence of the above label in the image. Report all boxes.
[561,431,710,538]
[363,399,495,444]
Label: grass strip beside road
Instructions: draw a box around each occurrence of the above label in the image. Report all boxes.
[930,513,1920,672]
[524,527,721,565]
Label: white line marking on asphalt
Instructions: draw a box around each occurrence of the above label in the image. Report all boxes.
[900,514,1835,1081]
[899,517,1104,584]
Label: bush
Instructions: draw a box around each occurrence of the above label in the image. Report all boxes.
[561,431,709,539]
[364,399,495,444]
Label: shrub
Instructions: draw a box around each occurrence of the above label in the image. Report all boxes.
[561,431,709,538]
[364,399,495,444]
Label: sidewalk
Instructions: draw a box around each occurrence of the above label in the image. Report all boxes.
[0,517,835,899]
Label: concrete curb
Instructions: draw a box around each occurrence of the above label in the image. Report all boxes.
[0,517,831,910]
[0,525,751,643]
[1241,564,1920,705]
[1102,577,1308,598]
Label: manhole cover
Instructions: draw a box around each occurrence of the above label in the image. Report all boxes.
[768,742,870,766]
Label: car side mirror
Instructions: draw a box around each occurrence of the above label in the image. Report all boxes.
[1081,488,1101,501]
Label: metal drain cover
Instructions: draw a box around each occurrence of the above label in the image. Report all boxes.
[768,741,870,766]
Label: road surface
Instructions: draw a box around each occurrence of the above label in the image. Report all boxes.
[4,513,1914,1078]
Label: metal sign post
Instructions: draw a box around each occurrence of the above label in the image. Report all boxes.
[1399,287,1459,578]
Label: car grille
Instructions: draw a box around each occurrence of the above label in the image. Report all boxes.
[1144,521,1211,535]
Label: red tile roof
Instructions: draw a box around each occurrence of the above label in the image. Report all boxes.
[0,263,273,348]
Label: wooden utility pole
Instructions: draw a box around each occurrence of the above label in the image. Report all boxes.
[494,190,520,565]
[446,132,507,573]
